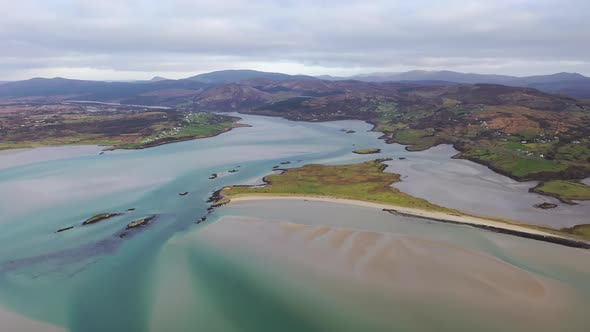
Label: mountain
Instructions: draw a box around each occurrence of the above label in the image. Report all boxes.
[186,69,317,84]
[0,77,209,105]
[328,71,590,98]
[150,76,170,82]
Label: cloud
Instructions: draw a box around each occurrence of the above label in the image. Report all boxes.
[0,0,588,79]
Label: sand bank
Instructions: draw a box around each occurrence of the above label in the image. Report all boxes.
[227,195,578,240]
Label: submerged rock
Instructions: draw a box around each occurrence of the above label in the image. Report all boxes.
[56,226,74,233]
[179,192,189,196]
[535,202,558,209]
[209,173,218,180]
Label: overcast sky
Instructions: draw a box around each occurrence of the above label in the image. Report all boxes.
[1,0,589,80]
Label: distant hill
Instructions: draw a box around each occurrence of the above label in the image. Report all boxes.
[186,69,317,84]
[324,71,590,98]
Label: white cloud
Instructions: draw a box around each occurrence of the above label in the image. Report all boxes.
[0,0,588,80]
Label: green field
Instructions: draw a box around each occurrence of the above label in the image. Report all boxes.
[532,180,590,203]
[459,147,568,179]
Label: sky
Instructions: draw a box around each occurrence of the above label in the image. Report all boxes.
[1,0,589,80]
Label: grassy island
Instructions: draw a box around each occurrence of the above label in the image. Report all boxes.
[220,160,454,213]
[352,148,381,154]
[532,180,590,203]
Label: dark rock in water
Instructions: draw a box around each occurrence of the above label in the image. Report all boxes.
[127,208,136,211]
[273,166,279,169]
[179,192,189,196]
[196,216,207,224]
[82,213,122,225]
[207,188,224,203]
[280,161,291,165]
[99,152,105,155]
[56,226,74,233]
[228,169,239,173]
[209,173,218,180]
[346,130,356,134]
[535,202,558,209]
[399,157,406,160]
[126,215,156,230]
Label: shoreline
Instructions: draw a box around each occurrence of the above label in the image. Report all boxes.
[226,195,590,249]
[0,117,248,153]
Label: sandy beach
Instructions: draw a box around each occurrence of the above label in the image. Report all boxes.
[228,195,571,239]
[0,306,65,332]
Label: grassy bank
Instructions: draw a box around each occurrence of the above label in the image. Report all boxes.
[352,148,381,154]
[531,180,590,204]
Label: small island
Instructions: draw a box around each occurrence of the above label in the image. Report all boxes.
[352,148,381,155]
[82,213,121,225]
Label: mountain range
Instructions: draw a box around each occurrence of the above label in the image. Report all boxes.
[1,69,589,103]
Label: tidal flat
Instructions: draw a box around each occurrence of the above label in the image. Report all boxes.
[153,199,590,332]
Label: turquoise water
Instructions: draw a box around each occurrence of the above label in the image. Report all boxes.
[0,114,588,331]
[0,114,406,331]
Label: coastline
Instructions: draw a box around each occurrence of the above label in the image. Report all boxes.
[226,195,590,249]
[108,121,251,151]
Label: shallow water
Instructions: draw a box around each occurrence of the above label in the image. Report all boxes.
[0,114,588,331]
[151,199,590,332]
[385,145,590,227]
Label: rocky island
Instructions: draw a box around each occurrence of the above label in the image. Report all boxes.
[82,213,122,225]
[126,215,156,230]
